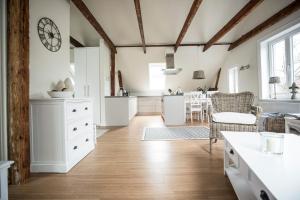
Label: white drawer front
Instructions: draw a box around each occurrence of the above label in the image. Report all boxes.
[67,118,93,140]
[225,141,239,167]
[68,133,94,165]
[249,170,275,200]
[66,101,92,120]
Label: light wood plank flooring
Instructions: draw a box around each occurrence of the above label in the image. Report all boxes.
[9,116,237,200]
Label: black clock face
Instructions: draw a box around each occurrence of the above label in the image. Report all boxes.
[37,17,62,52]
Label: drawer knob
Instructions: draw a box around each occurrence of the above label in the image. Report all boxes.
[85,138,89,142]
[72,109,77,112]
[73,127,77,131]
[73,146,78,150]
[260,190,270,200]
[229,149,234,155]
[84,107,88,110]
[85,123,89,126]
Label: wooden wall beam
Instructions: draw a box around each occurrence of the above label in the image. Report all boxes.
[174,0,203,52]
[203,0,263,52]
[116,42,231,48]
[7,0,30,184]
[229,0,300,51]
[70,36,85,47]
[110,51,115,96]
[71,0,117,53]
[133,0,146,53]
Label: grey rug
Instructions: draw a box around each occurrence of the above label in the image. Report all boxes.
[142,126,209,141]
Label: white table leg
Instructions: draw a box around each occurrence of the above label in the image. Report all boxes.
[224,147,229,176]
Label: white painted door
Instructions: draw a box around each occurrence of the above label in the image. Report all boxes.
[74,48,87,98]
[86,47,101,125]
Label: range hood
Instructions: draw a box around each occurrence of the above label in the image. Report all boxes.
[162,53,182,75]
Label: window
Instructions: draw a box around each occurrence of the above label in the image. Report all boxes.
[292,32,300,85]
[260,24,300,100]
[149,63,165,90]
[228,67,239,93]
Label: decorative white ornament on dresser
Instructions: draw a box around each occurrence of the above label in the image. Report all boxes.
[30,98,96,173]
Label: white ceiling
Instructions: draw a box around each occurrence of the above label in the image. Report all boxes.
[70,0,295,47]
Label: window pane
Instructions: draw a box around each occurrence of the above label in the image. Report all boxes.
[149,63,165,90]
[271,40,287,93]
[229,67,238,93]
[292,32,300,86]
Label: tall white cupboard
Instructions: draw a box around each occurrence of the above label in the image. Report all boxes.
[74,40,111,126]
[74,47,101,125]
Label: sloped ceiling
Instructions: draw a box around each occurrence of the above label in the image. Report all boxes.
[70,0,295,47]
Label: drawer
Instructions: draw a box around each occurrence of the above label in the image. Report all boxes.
[249,170,275,200]
[67,118,93,140]
[68,133,94,165]
[66,101,92,120]
[225,141,239,167]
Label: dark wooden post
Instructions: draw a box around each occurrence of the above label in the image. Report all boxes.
[110,51,115,96]
[7,0,30,184]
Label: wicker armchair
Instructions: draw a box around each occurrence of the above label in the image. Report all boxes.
[209,92,262,152]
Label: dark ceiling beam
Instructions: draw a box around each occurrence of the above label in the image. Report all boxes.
[116,42,231,48]
[133,0,146,53]
[203,0,263,52]
[70,36,85,47]
[174,0,203,52]
[71,0,117,53]
[229,0,300,51]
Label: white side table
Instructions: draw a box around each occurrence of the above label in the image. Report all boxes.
[0,161,13,200]
[285,117,300,135]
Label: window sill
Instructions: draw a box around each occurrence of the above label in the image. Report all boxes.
[259,99,300,103]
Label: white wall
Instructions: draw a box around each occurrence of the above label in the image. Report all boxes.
[30,0,70,98]
[115,46,228,94]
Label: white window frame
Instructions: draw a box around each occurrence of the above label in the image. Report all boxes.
[258,18,300,102]
[0,0,8,160]
[267,27,300,88]
[148,63,166,91]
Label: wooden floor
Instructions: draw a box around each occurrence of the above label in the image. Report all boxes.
[9,116,237,200]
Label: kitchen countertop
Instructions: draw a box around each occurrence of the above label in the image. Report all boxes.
[105,96,137,98]
[163,94,184,96]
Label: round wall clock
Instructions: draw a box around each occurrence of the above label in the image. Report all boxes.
[37,17,62,52]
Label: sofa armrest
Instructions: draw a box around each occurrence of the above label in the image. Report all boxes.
[251,105,262,117]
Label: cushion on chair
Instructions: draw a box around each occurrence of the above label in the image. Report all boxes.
[212,112,256,125]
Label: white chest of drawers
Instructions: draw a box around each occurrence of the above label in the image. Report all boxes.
[30,98,96,173]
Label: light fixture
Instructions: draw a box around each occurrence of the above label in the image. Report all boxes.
[269,76,280,99]
[193,70,205,79]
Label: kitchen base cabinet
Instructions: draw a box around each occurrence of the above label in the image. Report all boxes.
[162,95,185,126]
[105,96,137,126]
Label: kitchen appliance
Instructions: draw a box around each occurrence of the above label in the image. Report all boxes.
[162,53,182,75]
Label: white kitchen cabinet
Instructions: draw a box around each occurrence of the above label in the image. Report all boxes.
[137,96,162,114]
[105,96,137,126]
[30,98,95,173]
[162,95,185,125]
[74,47,100,125]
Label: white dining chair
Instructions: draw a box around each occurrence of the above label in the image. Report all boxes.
[200,98,212,122]
[186,92,203,123]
